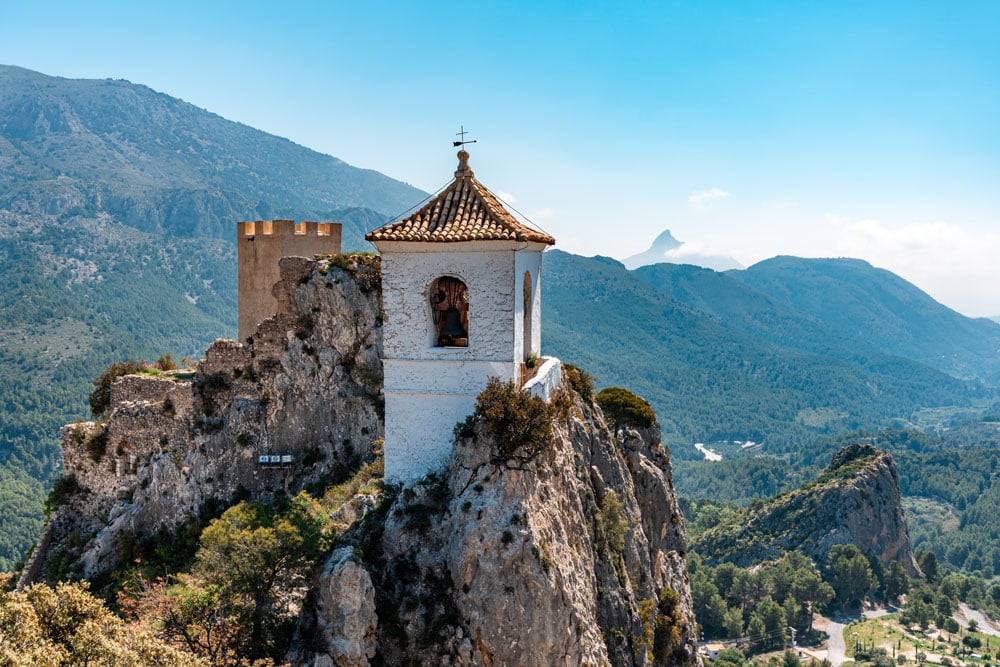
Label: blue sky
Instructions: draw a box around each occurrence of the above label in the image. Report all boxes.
[2,1,999,315]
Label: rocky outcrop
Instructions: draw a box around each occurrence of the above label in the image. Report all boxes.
[290,383,699,667]
[28,255,384,583]
[31,252,700,666]
[311,547,379,667]
[693,444,917,574]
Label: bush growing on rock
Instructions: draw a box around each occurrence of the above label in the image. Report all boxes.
[458,377,556,467]
[653,586,688,663]
[595,386,656,430]
[561,363,594,403]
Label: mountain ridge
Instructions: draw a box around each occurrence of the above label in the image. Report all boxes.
[542,250,994,459]
[632,257,1000,385]
[0,64,425,245]
[2,64,1000,575]
[623,228,743,272]
[732,255,1000,383]
[0,65,428,570]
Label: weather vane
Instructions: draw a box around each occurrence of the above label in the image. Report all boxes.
[453,125,477,148]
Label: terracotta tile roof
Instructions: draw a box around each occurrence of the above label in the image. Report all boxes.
[365,151,555,245]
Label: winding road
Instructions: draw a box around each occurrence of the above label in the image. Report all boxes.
[826,621,848,666]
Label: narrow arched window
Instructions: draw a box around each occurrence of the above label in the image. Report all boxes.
[523,270,533,360]
[430,276,469,347]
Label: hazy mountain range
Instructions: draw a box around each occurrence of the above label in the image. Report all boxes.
[622,228,743,271]
[543,251,1000,458]
[1,64,999,569]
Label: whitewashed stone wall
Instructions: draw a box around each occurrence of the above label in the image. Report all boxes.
[524,357,562,401]
[377,241,550,484]
[381,248,516,363]
[382,391,476,483]
[514,250,543,363]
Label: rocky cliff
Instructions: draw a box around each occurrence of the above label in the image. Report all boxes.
[692,444,917,574]
[290,380,698,667]
[26,254,699,666]
[25,254,384,585]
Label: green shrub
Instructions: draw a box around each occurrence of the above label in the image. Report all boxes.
[652,587,687,664]
[155,354,177,371]
[562,363,595,403]
[45,475,82,516]
[596,489,627,556]
[89,360,144,417]
[595,387,656,430]
[463,377,555,467]
[70,422,88,445]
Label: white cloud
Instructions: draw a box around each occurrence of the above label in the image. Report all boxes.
[689,187,730,209]
[823,214,1000,316]
[660,242,744,271]
[663,241,722,260]
[529,207,556,221]
[496,191,518,205]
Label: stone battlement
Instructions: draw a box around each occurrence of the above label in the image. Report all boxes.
[237,219,342,340]
[238,219,339,239]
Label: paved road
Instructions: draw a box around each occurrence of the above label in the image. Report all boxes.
[827,621,847,666]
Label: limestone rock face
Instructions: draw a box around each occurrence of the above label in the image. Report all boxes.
[32,252,700,666]
[28,255,384,583]
[693,443,917,574]
[294,386,700,667]
[310,547,378,667]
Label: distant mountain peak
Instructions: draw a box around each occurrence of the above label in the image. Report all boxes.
[649,229,681,250]
[623,228,743,272]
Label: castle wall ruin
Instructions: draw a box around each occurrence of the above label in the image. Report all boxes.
[237,219,342,340]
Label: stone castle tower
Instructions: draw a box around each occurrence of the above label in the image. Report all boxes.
[366,150,557,484]
[237,219,342,340]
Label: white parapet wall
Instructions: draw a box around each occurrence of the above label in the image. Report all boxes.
[382,357,563,485]
[524,357,562,402]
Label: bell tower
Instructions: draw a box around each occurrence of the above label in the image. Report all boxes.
[366,150,556,483]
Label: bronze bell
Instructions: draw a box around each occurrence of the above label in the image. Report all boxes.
[439,307,468,338]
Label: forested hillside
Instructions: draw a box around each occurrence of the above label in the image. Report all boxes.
[733,256,1000,384]
[0,65,423,570]
[4,63,1000,576]
[635,259,1000,387]
[677,422,1000,579]
[543,251,996,457]
[0,65,422,245]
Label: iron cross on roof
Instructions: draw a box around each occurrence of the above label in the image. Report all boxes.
[453,125,477,148]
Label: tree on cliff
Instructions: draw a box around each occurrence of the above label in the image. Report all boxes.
[595,387,656,432]
[121,492,328,665]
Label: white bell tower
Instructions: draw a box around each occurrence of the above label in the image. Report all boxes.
[366,150,556,484]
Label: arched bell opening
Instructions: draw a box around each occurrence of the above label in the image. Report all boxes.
[430,276,469,347]
[522,270,533,360]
